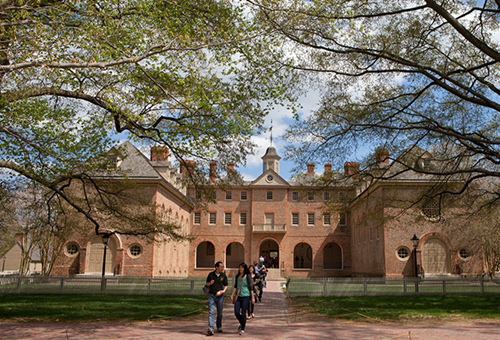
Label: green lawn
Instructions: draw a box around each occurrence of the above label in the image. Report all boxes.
[0,294,207,322]
[294,295,500,321]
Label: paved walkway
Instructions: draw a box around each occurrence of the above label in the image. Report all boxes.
[1,281,499,339]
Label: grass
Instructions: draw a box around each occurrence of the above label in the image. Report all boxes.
[293,295,500,321]
[0,293,207,322]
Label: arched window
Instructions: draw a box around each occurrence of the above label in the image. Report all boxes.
[196,241,215,268]
[323,242,342,269]
[225,242,245,268]
[293,242,313,269]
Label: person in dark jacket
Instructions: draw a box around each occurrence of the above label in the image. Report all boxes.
[206,261,228,336]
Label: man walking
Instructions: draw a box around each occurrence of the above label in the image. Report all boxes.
[206,261,228,336]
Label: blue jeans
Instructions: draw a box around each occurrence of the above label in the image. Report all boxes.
[234,296,250,331]
[208,293,224,331]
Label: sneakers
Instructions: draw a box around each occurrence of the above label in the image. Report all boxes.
[207,329,214,336]
[239,330,245,335]
[217,329,223,333]
[237,325,242,332]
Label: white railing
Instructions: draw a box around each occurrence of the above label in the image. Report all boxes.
[252,224,286,233]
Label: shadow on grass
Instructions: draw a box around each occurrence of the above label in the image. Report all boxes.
[295,295,500,321]
[0,294,207,322]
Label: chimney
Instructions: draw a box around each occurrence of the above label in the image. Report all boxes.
[227,162,235,173]
[307,163,315,176]
[14,233,24,245]
[376,149,390,165]
[151,146,169,161]
[180,160,196,178]
[209,162,217,183]
[344,162,360,181]
[324,163,332,181]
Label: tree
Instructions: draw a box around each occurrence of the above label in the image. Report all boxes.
[1,0,296,236]
[252,0,500,203]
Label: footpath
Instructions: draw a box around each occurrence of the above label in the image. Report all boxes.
[1,281,499,339]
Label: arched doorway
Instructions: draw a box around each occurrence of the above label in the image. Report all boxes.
[226,242,244,269]
[259,239,279,268]
[85,235,116,274]
[323,242,342,269]
[294,242,313,269]
[196,241,215,268]
[422,238,450,274]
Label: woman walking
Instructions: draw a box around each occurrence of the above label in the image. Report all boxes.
[247,265,257,319]
[230,263,255,335]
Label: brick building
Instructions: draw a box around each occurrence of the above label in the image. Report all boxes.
[52,142,485,278]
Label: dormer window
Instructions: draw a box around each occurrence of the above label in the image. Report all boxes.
[415,152,433,172]
[109,156,122,169]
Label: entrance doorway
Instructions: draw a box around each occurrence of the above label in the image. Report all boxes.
[85,235,116,274]
[259,239,279,268]
[422,238,450,274]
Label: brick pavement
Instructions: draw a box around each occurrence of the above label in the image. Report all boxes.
[1,281,499,339]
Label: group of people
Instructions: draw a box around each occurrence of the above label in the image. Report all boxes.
[205,260,267,336]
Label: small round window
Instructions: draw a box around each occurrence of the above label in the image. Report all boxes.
[459,249,471,260]
[66,243,79,256]
[129,244,143,258]
[396,247,410,261]
[422,201,440,220]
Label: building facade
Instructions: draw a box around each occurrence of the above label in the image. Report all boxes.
[52,143,486,279]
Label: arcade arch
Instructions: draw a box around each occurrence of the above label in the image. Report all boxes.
[294,242,313,269]
[196,241,215,268]
[259,239,280,268]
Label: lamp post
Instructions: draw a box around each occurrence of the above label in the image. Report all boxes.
[101,234,110,291]
[411,234,420,278]
[2,256,6,272]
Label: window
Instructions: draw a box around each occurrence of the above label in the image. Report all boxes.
[240,212,247,225]
[323,213,331,226]
[323,192,330,201]
[209,212,217,225]
[194,212,201,225]
[240,191,247,201]
[267,191,273,201]
[307,213,315,225]
[339,213,347,226]
[396,247,410,260]
[224,212,232,225]
[195,190,202,200]
[422,201,440,219]
[339,191,346,203]
[292,191,299,201]
[212,191,217,201]
[65,243,79,256]
[128,244,143,258]
[459,249,471,260]
[307,192,315,202]
[292,213,299,225]
[225,191,232,201]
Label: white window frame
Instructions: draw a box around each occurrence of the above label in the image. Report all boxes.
[240,191,248,201]
[292,191,299,201]
[339,212,347,226]
[209,212,217,225]
[240,212,247,225]
[323,192,330,201]
[307,212,315,226]
[224,212,232,225]
[266,191,273,201]
[225,191,232,201]
[323,213,331,226]
[194,212,201,225]
[292,213,299,225]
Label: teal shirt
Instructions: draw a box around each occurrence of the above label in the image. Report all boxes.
[235,276,252,297]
